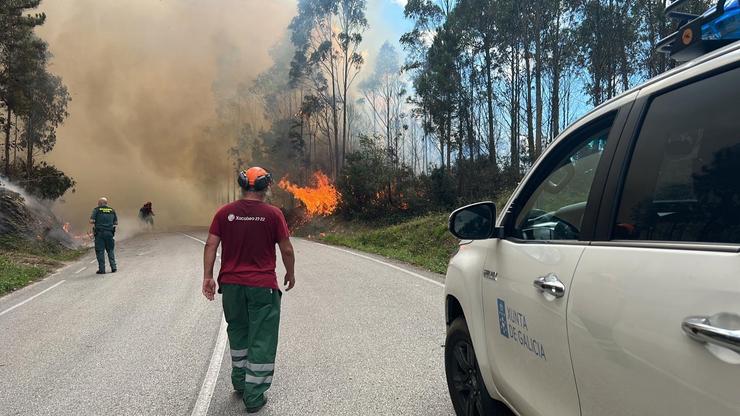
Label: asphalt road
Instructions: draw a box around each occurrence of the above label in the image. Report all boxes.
[0,231,454,416]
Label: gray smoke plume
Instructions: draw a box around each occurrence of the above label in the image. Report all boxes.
[35,0,294,232]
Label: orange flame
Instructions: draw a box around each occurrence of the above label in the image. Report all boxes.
[62,222,93,244]
[278,171,340,217]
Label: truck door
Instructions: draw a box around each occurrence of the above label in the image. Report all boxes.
[481,102,631,416]
[569,65,740,415]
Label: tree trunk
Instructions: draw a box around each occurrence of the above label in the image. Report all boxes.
[534,22,543,158]
[525,47,534,165]
[341,56,349,173]
[13,113,18,163]
[550,63,561,140]
[446,111,452,171]
[423,111,428,173]
[4,106,11,177]
[26,119,33,180]
[438,127,445,171]
[549,3,562,142]
[386,95,392,161]
[510,45,521,176]
[484,42,496,167]
[329,53,340,179]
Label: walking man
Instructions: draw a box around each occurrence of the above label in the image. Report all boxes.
[90,197,118,274]
[202,166,296,413]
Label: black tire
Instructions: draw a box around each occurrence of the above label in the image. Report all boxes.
[445,317,511,416]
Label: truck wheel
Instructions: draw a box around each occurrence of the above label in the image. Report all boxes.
[445,317,510,416]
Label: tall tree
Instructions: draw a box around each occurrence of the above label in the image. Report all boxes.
[0,0,45,177]
[454,0,497,168]
[359,42,406,163]
[289,0,367,179]
[336,0,367,169]
[22,68,70,180]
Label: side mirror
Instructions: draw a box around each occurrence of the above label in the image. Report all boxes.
[449,201,497,240]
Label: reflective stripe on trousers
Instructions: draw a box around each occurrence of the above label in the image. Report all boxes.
[221,284,281,409]
[232,360,274,371]
[245,374,273,385]
[231,348,248,364]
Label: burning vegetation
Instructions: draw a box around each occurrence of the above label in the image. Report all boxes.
[278,172,340,217]
[61,222,92,245]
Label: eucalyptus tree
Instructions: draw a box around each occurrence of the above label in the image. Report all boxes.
[359,42,406,163]
[20,60,70,180]
[289,0,367,178]
[0,0,45,176]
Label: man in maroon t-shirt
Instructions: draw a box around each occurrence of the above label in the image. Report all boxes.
[202,166,295,413]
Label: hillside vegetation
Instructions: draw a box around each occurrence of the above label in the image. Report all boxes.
[316,213,459,274]
[0,236,84,295]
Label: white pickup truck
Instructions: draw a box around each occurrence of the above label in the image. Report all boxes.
[443,39,740,416]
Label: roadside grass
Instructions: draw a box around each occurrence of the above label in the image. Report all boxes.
[316,213,459,274]
[298,191,515,275]
[0,256,48,295]
[0,236,86,296]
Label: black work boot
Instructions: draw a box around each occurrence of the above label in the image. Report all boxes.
[96,270,105,275]
[246,397,267,413]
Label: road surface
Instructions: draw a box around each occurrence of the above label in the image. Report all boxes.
[0,231,455,415]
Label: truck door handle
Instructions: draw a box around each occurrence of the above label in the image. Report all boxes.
[533,273,565,298]
[682,314,740,353]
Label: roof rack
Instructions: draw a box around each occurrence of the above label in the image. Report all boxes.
[657,0,740,62]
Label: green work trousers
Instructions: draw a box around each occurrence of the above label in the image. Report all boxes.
[221,284,281,409]
[94,230,116,272]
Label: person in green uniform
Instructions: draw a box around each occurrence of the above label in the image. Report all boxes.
[90,197,118,274]
[202,167,295,413]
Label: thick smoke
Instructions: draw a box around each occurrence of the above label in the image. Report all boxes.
[35,0,294,231]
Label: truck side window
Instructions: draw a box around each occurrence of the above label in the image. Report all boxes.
[614,67,740,244]
[512,118,613,241]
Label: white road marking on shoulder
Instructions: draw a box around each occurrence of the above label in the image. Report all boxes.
[182,233,220,258]
[181,233,206,245]
[181,232,228,416]
[314,242,444,288]
[191,314,228,416]
[89,259,96,264]
[0,280,66,317]
[75,267,87,274]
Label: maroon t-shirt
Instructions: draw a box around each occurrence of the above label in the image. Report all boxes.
[208,200,290,290]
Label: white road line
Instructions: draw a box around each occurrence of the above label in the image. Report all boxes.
[181,233,206,245]
[181,233,219,257]
[89,259,96,264]
[75,267,87,274]
[191,315,228,416]
[315,242,445,288]
[183,232,229,416]
[0,280,66,317]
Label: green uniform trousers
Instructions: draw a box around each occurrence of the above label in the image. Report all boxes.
[94,230,116,272]
[221,284,281,409]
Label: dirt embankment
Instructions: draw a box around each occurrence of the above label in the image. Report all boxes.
[0,183,85,295]
[0,184,75,246]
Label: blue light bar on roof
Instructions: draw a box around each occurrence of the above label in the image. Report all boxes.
[702,0,740,40]
[657,0,740,61]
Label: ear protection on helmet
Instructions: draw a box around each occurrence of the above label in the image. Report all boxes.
[238,167,272,191]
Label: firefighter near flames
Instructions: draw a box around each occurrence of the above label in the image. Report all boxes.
[202,166,296,413]
[89,197,118,275]
[138,202,155,229]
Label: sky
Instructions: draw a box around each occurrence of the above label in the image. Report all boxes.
[362,0,413,75]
